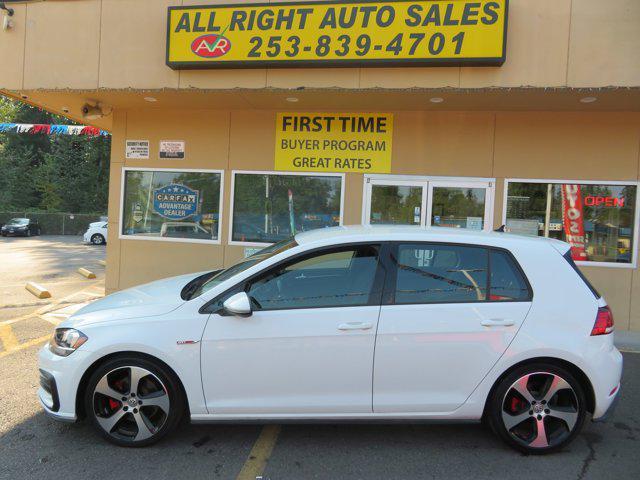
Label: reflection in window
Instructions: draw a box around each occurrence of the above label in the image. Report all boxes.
[247,246,379,310]
[232,173,342,243]
[394,244,488,304]
[431,187,486,230]
[122,170,221,241]
[370,185,423,225]
[489,250,530,301]
[506,182,636,263]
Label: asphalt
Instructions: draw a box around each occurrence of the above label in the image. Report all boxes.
[0,235,639,480]
[0,235,105,322]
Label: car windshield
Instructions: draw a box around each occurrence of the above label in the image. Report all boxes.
[187,238,298,299]
[7,218,28,225]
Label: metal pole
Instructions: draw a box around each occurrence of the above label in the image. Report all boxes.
[544,183,552,237]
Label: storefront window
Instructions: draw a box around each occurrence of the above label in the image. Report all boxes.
[122,169,221,242]
[232,173,342,243]
[505,181,637,264]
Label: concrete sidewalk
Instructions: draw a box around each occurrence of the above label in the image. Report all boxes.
[615,330,640,352]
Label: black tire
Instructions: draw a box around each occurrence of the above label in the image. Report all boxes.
[91,234,105,245]
[84,355,185,447]
[487,362,587,454]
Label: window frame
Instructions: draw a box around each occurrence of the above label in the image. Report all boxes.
[502,178,640,269]
[383,241,533,306]
[228,170,346,247]
[201,242,387,314]
[119,167,224,245]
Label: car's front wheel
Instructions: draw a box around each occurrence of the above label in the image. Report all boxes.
[487,363,587,454]
[84,356,185,447]
[91,234,105,245]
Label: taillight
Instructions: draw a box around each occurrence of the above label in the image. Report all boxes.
[591,306,614,336]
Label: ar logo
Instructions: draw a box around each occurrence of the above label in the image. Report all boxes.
[191,34,232,58]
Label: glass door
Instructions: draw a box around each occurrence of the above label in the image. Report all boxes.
[364,179,427,226]
[426,181,494,231]
[364,177,494,231]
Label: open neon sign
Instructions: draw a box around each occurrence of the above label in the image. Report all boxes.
[584,196,625,207]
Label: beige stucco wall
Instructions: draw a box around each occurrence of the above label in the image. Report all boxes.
[104,109,640,331]
[1,0,639,91]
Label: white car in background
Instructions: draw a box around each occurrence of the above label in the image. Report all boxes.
[38,226,621,453]
[83,221,108,245]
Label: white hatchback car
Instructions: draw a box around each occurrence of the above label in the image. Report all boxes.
[38,226,622,453]
[83,221,108,245]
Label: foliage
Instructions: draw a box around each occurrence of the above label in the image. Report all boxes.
[0,95,110,213]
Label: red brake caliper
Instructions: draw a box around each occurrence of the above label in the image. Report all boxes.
[510,396,522,413]
[108,398,121,411]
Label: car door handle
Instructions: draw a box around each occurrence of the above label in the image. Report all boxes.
[338,322,373,331]
[481,319,515,327]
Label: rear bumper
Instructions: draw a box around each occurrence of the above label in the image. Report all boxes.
[589,343,623,420]
[592,383,621,422]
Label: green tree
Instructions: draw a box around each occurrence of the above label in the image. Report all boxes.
[0,95,110,213]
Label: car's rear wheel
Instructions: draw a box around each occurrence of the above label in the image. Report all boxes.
[91,234,105,245]
[84,356,185,447]
[488,363,586,454]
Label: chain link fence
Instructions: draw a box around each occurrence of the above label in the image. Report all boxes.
[0,212,107,235]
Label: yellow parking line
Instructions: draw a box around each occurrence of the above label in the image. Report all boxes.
[0,324,19,351]
[236,425,281,480]
[0,334,50,359]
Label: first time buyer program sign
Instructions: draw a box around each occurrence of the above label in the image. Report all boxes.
[275,113,393,173]
[167,1,508,68]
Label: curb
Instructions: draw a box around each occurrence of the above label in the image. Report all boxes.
[25,282,51,299]
[78,267,97,279]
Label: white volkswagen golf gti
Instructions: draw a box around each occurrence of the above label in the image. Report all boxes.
[38,226,622,453]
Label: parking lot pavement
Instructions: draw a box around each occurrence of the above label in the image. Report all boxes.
[0,349,638,480]
[0,235,105,323]
[0,234,105,364]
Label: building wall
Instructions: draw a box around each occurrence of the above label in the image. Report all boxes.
[2,0,640,91]
[105,109,640,331]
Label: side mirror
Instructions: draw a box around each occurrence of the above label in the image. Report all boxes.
[222,292,252,317]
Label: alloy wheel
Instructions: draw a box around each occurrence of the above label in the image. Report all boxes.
[92,366,170,442]
[501,372,579,449]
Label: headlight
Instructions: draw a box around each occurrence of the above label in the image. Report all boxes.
[49,328,88,356]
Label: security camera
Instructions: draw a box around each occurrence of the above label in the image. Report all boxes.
[81,103,104,120]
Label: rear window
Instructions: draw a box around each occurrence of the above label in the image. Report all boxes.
[489,250,531,301]
[391,243,532,304]
[563,250,601,298]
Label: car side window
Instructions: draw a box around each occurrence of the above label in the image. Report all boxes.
[489,250,530,301]
[246,245,380,311]
[392,243,488,304]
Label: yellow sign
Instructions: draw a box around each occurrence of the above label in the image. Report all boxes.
[166,1,508,69]
[275,113,393,173]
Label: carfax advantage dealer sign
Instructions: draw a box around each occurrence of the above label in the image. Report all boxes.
[166,1,508,69]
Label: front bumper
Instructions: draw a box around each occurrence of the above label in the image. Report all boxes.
[38,343,93,423]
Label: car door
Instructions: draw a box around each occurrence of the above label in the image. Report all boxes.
[373,242,532,413]
[201,244,385,415]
